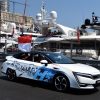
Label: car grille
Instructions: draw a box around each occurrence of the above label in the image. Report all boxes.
[93,74,100,79]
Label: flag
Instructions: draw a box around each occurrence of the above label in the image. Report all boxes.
[18,35,32,52]
[77,27,80,43]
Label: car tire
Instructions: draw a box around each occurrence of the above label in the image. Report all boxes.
[53,74,70,92]
[6,68,16,81]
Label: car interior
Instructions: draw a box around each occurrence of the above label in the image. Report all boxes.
[14,52,52,64]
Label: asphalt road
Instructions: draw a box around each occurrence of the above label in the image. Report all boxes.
[0,62,100,100]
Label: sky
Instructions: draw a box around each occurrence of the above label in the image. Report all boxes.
[9,0,100,28]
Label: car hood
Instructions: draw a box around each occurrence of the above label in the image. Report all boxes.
[58,63,100,75]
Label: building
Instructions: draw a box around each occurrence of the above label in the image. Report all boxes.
[0,0,9,12]
[1,11,33,28]
[0,0,34,31]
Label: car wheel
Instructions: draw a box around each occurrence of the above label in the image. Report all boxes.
[6,68,16,81]
[53,75,70,92]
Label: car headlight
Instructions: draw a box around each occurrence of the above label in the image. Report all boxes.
[73,72,93,79]
[73,72,95,86]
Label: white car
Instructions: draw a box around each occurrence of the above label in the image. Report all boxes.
[1,51,100,92]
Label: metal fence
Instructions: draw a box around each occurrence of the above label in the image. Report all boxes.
[73,59,100,69]
[0,53,7,61]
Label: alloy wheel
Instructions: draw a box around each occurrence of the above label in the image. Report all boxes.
[54,75,69,91]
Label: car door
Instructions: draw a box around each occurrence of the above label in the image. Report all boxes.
[13,52,54,81]
[31,53,58,82]
[13,53,42,79]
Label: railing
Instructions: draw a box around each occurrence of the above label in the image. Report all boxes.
[73,58,100,69]
[0,34,13,38]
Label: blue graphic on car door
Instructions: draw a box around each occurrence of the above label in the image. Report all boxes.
[13,60,59,82]
[33,67,57,82]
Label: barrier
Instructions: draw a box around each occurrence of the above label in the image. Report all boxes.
[73,59,100,70]
[0,53,7,61]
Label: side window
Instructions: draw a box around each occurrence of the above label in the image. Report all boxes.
[33,54,45,62]
[44,57,52,64]
[33,53,52,63]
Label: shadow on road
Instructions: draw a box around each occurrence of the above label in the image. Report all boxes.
[0,76,99,95]
[65,88,99,95]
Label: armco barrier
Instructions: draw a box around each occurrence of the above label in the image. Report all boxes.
[73,59,100,70]
[0,52,21,62]
[0,53,8,62]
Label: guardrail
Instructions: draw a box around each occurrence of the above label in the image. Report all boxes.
[72,59,100,70]
[0,51,21,61]
[0,53,7,61]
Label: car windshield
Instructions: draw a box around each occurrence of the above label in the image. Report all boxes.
[45,52,75,64]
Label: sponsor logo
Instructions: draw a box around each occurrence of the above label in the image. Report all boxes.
[14,61,36,74]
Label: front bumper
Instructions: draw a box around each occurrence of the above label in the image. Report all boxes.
[93,80,100,87]
[73,72,100,89]
[78,80,100,89]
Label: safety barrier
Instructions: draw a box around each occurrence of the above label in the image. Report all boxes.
[73,59,100,70]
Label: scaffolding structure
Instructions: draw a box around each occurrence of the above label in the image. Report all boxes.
[0,0,33,30]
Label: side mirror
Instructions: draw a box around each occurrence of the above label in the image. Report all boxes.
[40,60,48,66]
